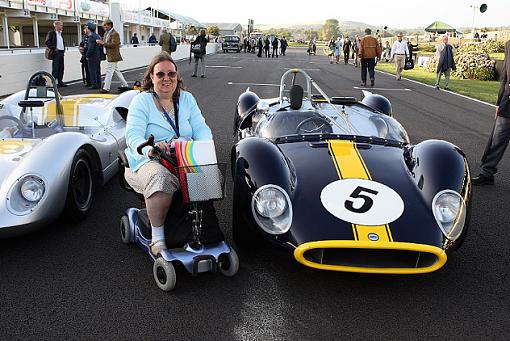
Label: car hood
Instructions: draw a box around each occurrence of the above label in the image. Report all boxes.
[0,139,40,186]
[279,140,443,248]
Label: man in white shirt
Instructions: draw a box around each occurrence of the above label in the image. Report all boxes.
[390,32,409,80]
[45,21,67,87]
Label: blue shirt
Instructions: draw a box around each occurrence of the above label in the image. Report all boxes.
[125,91,213,171]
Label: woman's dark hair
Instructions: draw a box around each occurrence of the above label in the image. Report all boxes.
[141,51,184,101]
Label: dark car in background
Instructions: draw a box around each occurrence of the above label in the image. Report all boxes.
[222,35,241,53]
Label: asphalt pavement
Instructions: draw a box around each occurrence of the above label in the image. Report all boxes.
[1,48,508,340]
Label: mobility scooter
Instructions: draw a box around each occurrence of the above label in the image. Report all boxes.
[118,135,239,291]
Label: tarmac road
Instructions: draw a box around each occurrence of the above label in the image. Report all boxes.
[1,48,509,340]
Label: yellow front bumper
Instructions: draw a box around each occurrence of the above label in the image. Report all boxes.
[294,240,447,274]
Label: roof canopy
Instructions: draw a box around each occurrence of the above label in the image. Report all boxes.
[425,21,457,33]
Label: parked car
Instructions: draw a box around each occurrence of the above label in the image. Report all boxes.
[0,71,138,237]
[222,35,241,53]
[230,69,471,274]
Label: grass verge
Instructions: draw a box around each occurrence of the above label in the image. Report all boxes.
[375,63,500,104]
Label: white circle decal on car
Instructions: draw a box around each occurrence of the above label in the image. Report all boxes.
[320,179,404,226]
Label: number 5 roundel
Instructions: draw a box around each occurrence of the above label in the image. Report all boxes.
[320,179,404,226]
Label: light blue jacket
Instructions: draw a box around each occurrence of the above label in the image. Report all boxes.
[125,91,212,172]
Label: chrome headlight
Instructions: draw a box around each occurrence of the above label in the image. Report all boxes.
[21,176,46,202]
[251,184,292,235]
[432,190,466,241]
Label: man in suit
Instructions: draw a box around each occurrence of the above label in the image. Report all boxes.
[96,19,128,93]
[472,39,510,185]
[85,22,102,90]
[45,21,67,87]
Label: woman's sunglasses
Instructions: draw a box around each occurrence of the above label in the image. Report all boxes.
[155,71,177,79]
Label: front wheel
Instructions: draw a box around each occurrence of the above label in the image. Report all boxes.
[218,247,239,277]
[153,257,176,291]
[65,149,95,221]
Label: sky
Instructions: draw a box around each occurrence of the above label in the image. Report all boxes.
[118,0,509,29]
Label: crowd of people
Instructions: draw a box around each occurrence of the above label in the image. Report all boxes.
[243,36,288,58]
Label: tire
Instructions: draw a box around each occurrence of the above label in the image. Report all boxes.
[153,257,176,291]
[218,247,239,277]
[232,165,261,249]
[120,215,133,244]
[65,149,95,221]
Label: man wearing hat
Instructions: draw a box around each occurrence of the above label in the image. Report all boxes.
[390,32,409,80]
[85,22,102,90]
[96,19,128,93]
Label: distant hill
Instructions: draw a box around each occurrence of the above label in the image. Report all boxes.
[255,20,376,31]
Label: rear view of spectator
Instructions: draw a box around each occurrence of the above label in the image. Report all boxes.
[85,22,102,90]
[148,33,157,44]
[130,33,139,47]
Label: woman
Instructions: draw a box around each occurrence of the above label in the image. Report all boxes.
[328,38,336,64]
[124,52,212,255]
[191,29,208,78]
[342,37,351,64]
[334,37,343,64]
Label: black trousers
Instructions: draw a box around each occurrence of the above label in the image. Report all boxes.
[361,58,376,83]
[480,115,510,176]
[281,47,286,56]
[88,59,101,88]
[52,50,65,85]
[272,46,278,58]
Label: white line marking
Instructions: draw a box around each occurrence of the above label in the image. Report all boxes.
[353,86,412,91]
[227,82,280,87]
[376,70,497,108]
[207,65,242,69]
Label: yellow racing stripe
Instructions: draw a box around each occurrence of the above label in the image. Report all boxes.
[328,140,392,242]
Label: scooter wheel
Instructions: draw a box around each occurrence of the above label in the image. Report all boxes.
[218,247,239,277]
[153,257,176,291]
[120,215,133,244]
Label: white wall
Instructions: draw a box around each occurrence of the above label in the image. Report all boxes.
[0,43,220,97]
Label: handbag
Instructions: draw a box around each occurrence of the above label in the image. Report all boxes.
[45,47,56,60]
[191,45,203,55]
[404,52,414,70]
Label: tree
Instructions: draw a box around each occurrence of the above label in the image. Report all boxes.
[321,19,339,40]
[187,26,198,35]
[207,26,219,36]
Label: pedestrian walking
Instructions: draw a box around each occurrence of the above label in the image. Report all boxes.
[390,33,409,80]
[79,25,91,87]
[434,34,456,90]
[85,22,102,90]
[191,29,208,78]
[327,38,335,64]
[96,19,128,93]
[359,28,382,87]
[472,39,510,185]
[352,34,361,67]
[272,37,279,58]
[45,21,67,87]
[334,37,342,64]
[159,28,177,56]
[343,37,351,64]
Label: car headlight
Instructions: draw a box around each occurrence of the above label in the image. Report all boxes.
[21,176,45,202]
[252,184,292,235]
[432,190,466,241]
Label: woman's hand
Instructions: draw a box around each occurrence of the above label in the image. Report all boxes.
[154,141,172,156]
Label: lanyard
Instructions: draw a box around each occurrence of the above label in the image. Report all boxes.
[152,92,180,138]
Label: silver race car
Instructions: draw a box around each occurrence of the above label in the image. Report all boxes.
[0,71,138,237]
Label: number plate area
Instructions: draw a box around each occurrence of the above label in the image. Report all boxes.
[320,179,404,226]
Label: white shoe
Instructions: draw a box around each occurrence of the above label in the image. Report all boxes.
[150,239,167,256]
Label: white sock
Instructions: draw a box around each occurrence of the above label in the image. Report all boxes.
[151,225,165,242]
